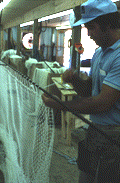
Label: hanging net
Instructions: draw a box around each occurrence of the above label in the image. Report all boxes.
[0,61,55,183]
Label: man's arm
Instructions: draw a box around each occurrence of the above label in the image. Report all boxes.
[42,84,120,114]
[64,84,120,114]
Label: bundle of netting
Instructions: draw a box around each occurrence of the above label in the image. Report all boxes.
[0,61,55,183]
[1,49,17,61]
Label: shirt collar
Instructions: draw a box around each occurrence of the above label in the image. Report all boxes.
[109,39,120,50]
[101,39,120,53]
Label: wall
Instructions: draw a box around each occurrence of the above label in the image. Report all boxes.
[40,27,53,60]
[11,27,17,43]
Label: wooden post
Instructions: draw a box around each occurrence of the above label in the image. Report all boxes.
[0,26,2,53]
[8,28,11,49]
[61,95,66,139]
[1,29,4,51]
[71,5,81,72]
[17,25,21,55]
[115,1,120,12]
[32,19,39,58]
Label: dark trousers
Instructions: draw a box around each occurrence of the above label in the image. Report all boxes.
[0,170,4,183]
[78,124,120,183]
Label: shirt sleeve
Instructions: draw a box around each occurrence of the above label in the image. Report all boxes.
[89,56,94,77]
[103,56,120,91]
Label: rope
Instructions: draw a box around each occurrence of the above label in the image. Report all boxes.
[44,61,55,73]
[53,150,77,165]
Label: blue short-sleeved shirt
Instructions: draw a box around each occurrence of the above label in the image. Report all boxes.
[90,39,120,125]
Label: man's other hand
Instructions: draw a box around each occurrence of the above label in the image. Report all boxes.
[62,69,74,83]
[42,93,63,109]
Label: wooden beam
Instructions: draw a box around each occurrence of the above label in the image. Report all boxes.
[115,1,120,12]
[71,5,81,72]
[2,0,87,29]
[32,19,39,59]
[0,26,2,52]
[17,25,21,55]
[8,28,11,49]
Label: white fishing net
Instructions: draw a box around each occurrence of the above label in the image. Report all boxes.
[0,61,55,183]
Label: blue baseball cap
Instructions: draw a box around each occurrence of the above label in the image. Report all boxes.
[73,0,118,26]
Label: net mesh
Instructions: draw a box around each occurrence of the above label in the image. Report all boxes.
[0,61,55,182]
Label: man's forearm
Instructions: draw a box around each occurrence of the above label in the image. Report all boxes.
[63,96,110,115]
[42,83,119,115]
[71,74,92,97]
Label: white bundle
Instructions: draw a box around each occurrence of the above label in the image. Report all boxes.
[52,61,61,68]
[25,58,38,70]
[1,49,17,60]
[9,55,22,65]
[0,124,28,183]
[32,68,50,93]
[58,67,67,73]
[37,61,53,69]
[44,61,61,68]
[50,67,67,74]
[45,61,53,68]
[38,61,47,69]
[50,68,61,74]
[25,58,38,77]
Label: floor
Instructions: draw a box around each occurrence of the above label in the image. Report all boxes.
[49,127,79,183]
[49,115,89,183]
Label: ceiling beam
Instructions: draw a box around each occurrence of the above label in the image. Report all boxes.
[2,0,87,29]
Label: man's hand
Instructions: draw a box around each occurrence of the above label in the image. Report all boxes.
[62,69,74,83]
[62,69,89,83]
[42,93,65,110]
[42,93,57,108]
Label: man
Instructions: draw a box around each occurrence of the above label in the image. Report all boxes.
[42,0,120,182]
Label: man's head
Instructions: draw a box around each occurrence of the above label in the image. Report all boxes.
[73,0,119,47]
[84,12,120,47]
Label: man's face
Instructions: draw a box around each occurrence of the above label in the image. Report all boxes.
[84,22,105,47]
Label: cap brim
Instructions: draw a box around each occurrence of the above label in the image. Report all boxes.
[73,17,97,27]
[73,8,118,27]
